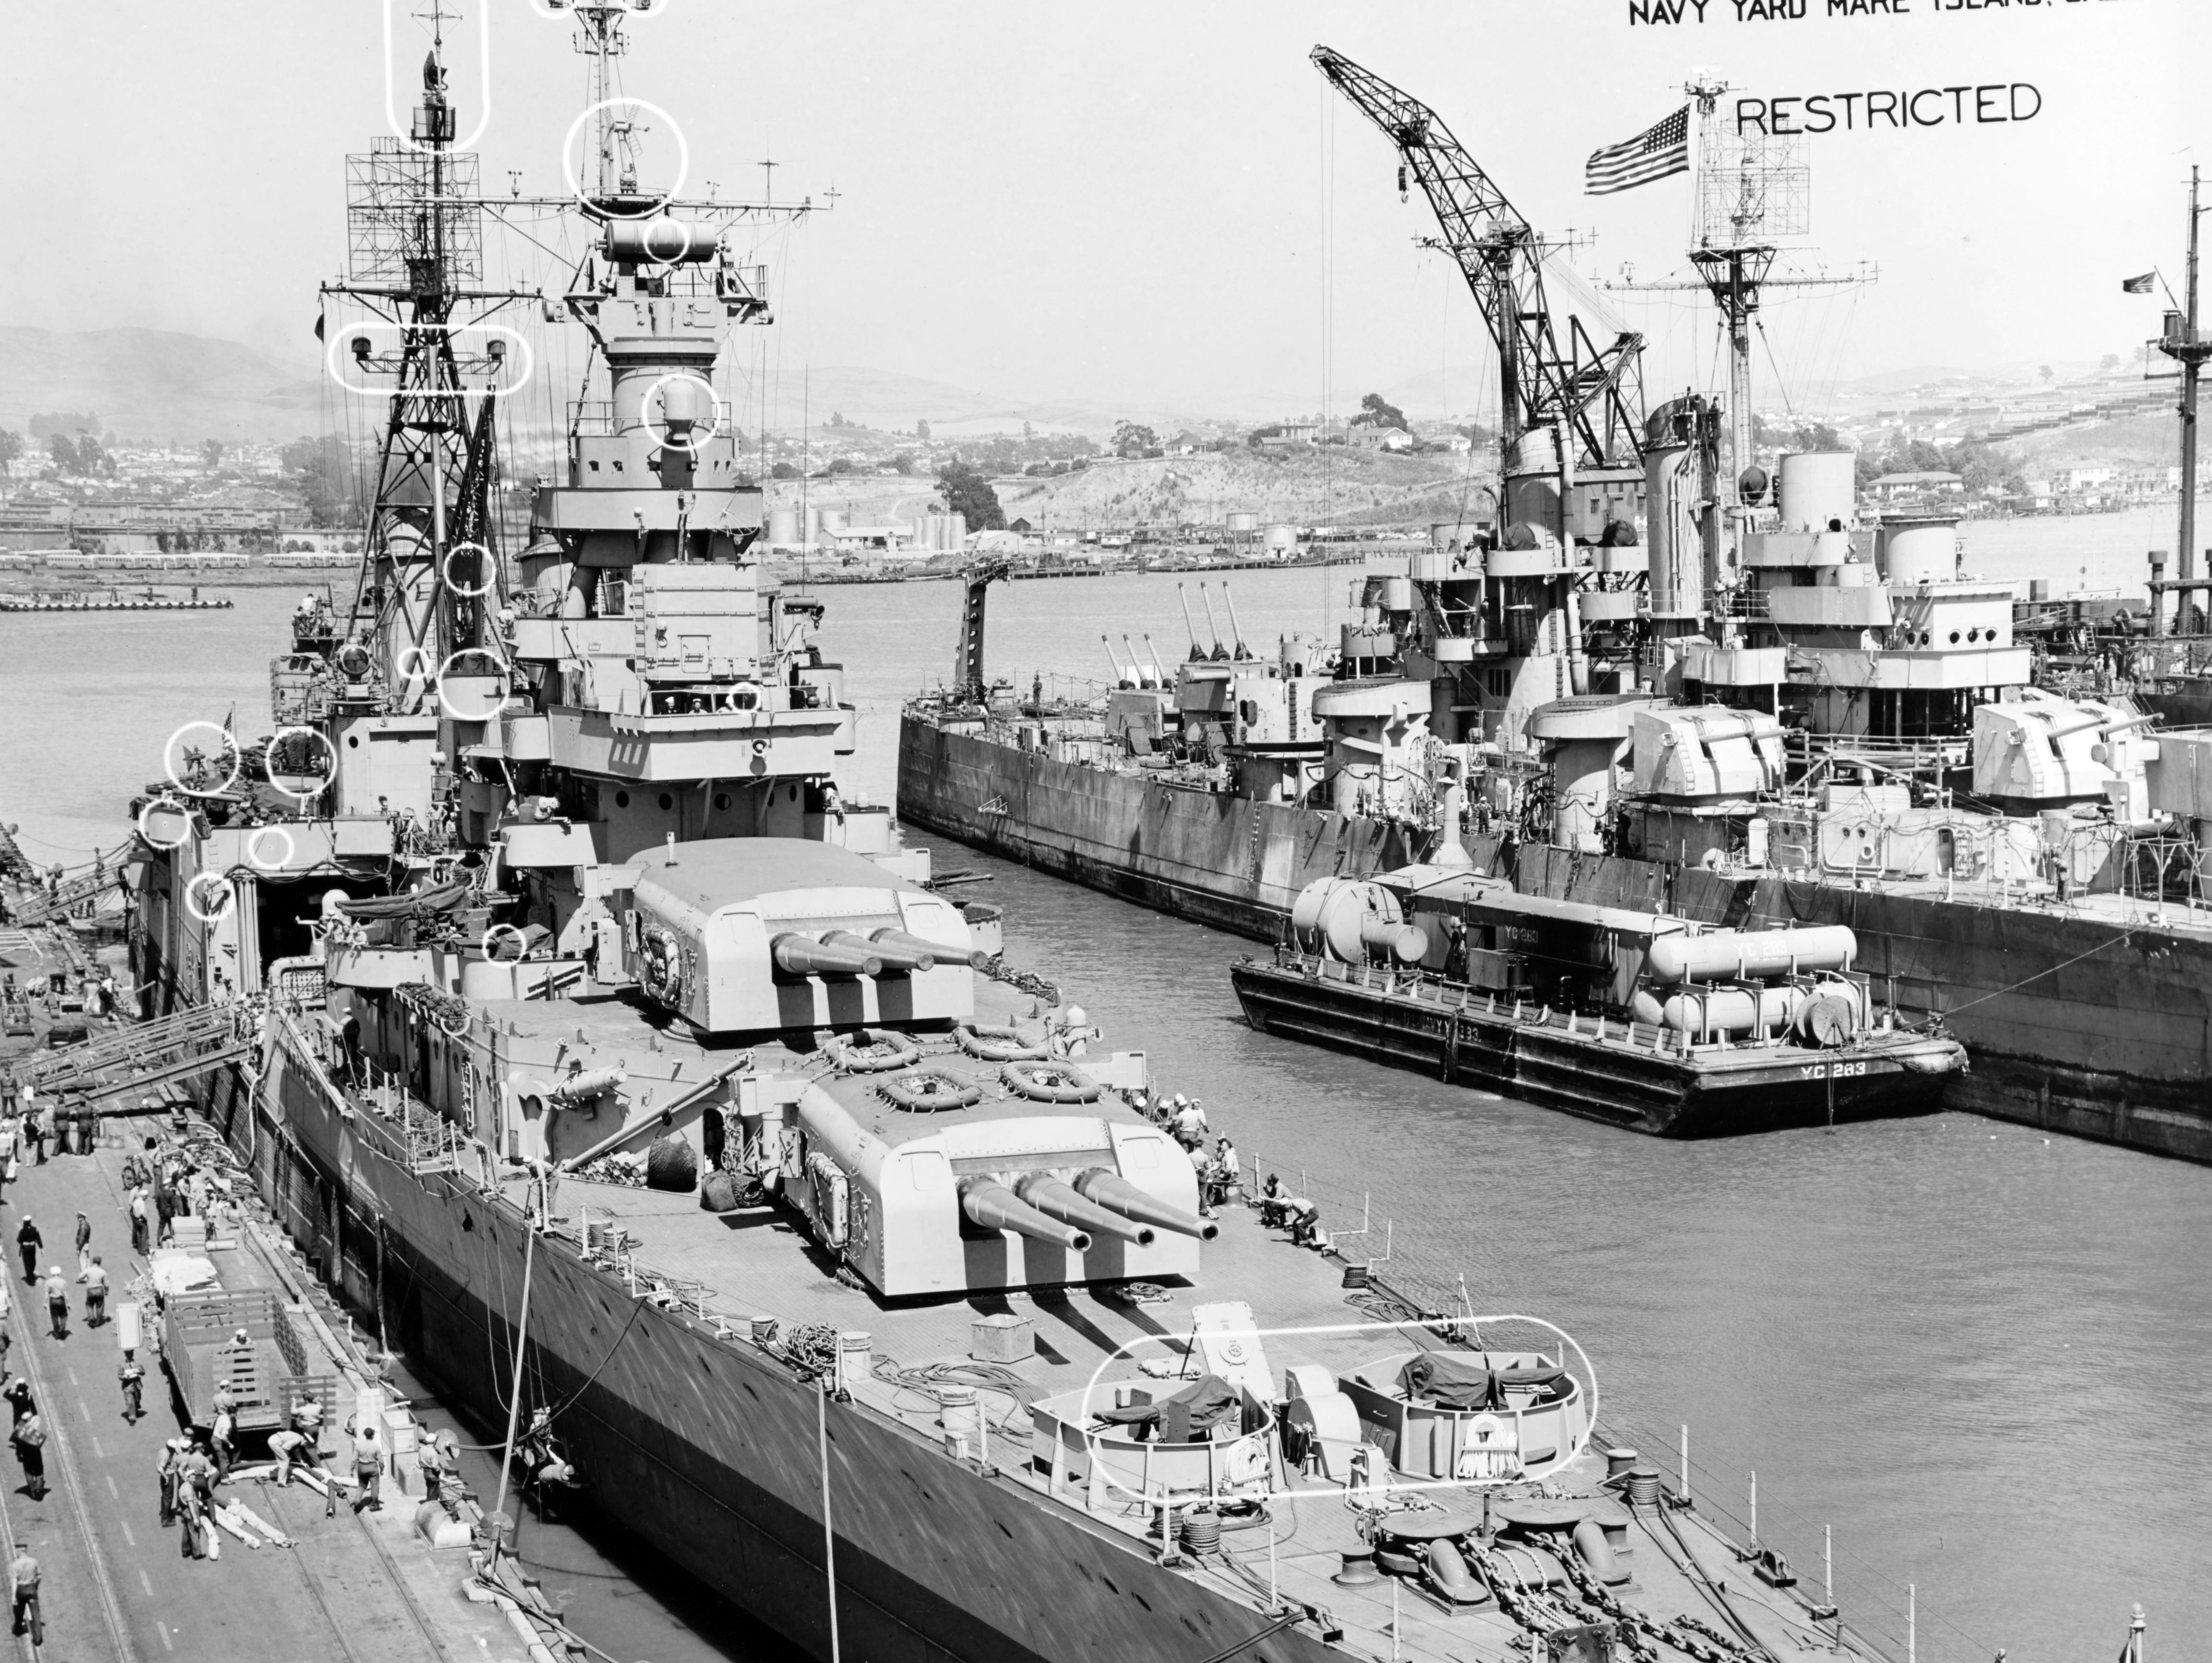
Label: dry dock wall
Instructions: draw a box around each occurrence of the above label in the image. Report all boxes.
[899,717,2212,1165]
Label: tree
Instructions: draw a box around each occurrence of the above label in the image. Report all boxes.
[770,461,801,480]
[279,434,357,525]
[2100,353,2121,373]
[47,434,79,474]
[1352,392,1409,431]
[890,452,915,475]
[935,459,1006,531]
[2038,365,2054,385]
[1112,421,1158,458]
[75,435,113,477]
[202,439,225,468]
[0,431,21,476]
[915,420,932,442]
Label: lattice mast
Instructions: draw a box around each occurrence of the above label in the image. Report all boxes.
[1313,45,1647,497]
[327,11,511,713]
[1687,79,1806,525]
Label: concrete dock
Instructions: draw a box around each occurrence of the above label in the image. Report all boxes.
[0,1109,532,1662]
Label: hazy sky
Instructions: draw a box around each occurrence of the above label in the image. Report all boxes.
[3,0,2202,424]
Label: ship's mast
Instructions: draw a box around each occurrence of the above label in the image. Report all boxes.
[2174,166,2205,596]
[323,1,520,713]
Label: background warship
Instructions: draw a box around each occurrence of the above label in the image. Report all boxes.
[898,46,2212,1165]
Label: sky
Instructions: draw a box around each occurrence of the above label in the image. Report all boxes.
[1,0,2203,428]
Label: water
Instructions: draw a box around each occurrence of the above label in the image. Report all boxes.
[1,513,2207,1660]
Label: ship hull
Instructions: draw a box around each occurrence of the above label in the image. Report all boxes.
[205,1028,1342,1663]
[1230,956,1958,1137]
[899,715,2212,1164]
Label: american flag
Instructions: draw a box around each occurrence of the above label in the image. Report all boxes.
[1585,107,1690,196]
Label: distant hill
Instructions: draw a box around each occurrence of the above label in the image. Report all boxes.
[0,327,324,445]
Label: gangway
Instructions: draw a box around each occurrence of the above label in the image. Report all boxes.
[19,1003,258,1107]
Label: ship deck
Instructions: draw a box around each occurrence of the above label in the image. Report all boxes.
[419,969,1860,1662]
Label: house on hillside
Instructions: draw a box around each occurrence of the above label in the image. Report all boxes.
[1869,470,1962,502]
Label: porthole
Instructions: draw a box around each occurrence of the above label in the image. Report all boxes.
[347,735,360,749]
[1949,630,1961,645]
[658,792,674,811]
[714,792,731,811]
[615,790,630,808]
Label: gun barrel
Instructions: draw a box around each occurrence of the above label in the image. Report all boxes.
[872,926,989,973]
[826,929,933,973]
[1076,1168,1219,1242]
[960,1178,1091,1253]
[1015,1174,1155,1247]
[771,933,881,978]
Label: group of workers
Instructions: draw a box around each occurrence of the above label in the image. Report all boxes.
[1142,1090,1328,1247]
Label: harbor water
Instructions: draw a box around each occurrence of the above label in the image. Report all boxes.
[1,510,2207,1661]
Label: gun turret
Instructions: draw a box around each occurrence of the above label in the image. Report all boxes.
[1015,1174,1156,1247]
[959,1177,1092,1253]
[872,927,988,972]
[1075,1168,1219,1242]
[825,929,933,973]
[771,933,882,979]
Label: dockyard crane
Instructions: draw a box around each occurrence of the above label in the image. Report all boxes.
[1312,47,1647,477]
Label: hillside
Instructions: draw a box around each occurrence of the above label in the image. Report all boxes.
[995,448,1474,529]
[0,327,324,445]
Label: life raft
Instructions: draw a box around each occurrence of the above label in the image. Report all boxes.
[821,1028,923,1073]
[1001,1060,1102,1104]
[954,1022,1046,1062]
[878,1068,985,1113]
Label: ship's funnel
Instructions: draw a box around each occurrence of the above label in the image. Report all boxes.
[873,927,988,972]
[771,933,882,978]
[825,929,933,973]
[959,1178,1091,1253]
[1015,1174,1155,1247]
[1075,1168,1218,1242]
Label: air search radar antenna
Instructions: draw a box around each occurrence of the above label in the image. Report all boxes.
[1599,68,1867,551]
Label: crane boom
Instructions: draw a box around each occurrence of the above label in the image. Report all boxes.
[1312,45,1646,475]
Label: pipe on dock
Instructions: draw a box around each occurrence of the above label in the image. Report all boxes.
[1075,1168,1218,1241]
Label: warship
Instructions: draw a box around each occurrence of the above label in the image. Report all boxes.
[898,47,2212,1164]
[94,10,2033,1661]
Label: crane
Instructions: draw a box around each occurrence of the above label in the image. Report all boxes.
[1313,46,1647,479]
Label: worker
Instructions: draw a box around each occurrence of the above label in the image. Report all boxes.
[1257,1173,1289,1230]
[0,1280,11,1371]
[129,1186,150,1256]
[8,1542,39,1646]
[1185,1134,1213,1216]
[350,1422,385,1512]
[12,1083,30,1164]
[418,1428,454,1505]
[1,1377,30,1432]
[13,1411,45,1501]
[211,1400,236,1485]
[268,1427,308,1488]
[74,1212,91,1280]
[1170,1095,1208,1147]
[119,1349,144,1424]
[31,1099,51,1165]
[1286,1196,1328,1251]
[291,1399,335,1517]
[12,1217,37,1285]
[157,1438,184,1526]
[43,1267,66,1341]
[1206,1136,1241,1213]
[177,1448,212,1560]
[84,1256,108,1328]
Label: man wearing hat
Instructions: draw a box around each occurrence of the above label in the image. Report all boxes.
[42,1268,65,1341]
[13,1410,46,1501]
[8,1541,38,1645]
[12,1218,36,1287]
